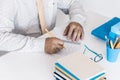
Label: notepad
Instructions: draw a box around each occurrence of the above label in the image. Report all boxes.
[91,17,120,41]
[55,53,106,80]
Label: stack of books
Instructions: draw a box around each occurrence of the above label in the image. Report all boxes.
[53,53,106,80]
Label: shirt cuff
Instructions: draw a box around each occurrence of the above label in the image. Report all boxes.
[33,38,46,53]
[70,14,86,27]
[19,37,46,53]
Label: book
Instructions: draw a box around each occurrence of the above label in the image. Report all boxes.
[55,53,106,80]
[91,17,120,41]
[53,72,65,80]
[54,69,71,80]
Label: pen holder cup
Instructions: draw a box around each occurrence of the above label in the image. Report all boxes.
[106,45,120,62]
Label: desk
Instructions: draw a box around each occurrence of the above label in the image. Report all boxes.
[0,10,119,80]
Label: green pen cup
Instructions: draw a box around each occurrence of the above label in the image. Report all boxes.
[106,44,120,62]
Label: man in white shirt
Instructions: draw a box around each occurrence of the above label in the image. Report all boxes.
[0,0,86,54]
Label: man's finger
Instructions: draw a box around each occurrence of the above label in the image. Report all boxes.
[54,45,64,53]
[67,25,75,39]
[76,30,81,41]
[80,29,84,40]
[54,47,61,53]
[72,29,79,41]
[56,39,64,46]
[64,26,69,36]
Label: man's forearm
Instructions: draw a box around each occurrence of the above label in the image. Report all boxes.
[0,31,45,52]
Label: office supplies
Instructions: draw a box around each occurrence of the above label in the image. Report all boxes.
[54,69,71,80]
[109,40,114,49]
[111,22,120,35]
[113,36,119,48]
[115,41,120,49]
[106,35,120,62]
[62,39,81,45]
[106,36,120,49]
[91,17,120,41]
[106,44,120,62]
[53,72,65,80]
[114,36,120,49]
[45,28,55,37]
[55,53,106,80]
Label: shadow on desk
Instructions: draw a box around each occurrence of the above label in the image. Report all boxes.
[0,51,9,57]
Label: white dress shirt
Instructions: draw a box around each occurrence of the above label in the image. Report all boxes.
[0,0,86,52]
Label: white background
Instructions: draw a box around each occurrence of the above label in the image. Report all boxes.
[83,0,120,17]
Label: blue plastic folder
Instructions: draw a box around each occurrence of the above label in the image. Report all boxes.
[91,17,120,41]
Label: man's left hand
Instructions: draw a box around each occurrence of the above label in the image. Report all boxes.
[64,22,84,41]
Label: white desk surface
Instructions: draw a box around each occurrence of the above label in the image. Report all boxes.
[0,10,120,80]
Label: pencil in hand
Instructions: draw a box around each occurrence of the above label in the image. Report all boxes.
[45,28,65,48]
[45,28,55,37]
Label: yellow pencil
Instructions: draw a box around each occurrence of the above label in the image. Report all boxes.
[115,41,120,49]
[113,37,119,48]
[109,40,114,49]
[45,28,55,37]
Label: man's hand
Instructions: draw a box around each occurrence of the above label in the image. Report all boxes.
[45,37,64,54]
[64,22,84,41]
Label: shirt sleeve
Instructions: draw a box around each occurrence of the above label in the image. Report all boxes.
[57,0,86,26]
[0,0,45,53]
[0,31,45,52]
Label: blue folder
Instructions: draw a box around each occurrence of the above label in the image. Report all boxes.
[91,17,120,41]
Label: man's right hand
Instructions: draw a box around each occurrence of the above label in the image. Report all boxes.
[45,37,64,54]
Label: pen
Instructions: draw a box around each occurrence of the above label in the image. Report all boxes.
[62,39,81,45]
